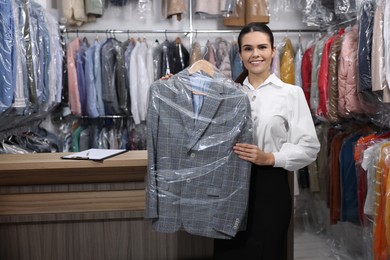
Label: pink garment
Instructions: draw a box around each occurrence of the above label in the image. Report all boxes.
[337,25,363,117]
[66,38,82,116]
[204,40,216,66]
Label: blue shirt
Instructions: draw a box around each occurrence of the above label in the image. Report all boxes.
[0,0,16,113]
[189,72,211,123]
[85,42,100,118]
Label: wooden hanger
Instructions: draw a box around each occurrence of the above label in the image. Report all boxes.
[188,59,214,77]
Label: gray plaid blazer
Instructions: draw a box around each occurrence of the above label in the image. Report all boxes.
[145,69,253,239]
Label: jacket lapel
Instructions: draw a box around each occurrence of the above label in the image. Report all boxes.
[185,82,223,151]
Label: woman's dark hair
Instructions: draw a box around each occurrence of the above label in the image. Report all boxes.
[235,23,274,84]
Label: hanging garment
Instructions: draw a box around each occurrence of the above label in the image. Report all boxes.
[301,44,314,109]
[101,38,128,115]
[214,37,232,79]
[229,41,242,81]
[145,64,253,239]
[0,0,16,114]
[317,29,344,120]
[371,1,390,103]
[129,40,150,124]
[338,25,363,117]
[294,39,303,88]
[280,37,295,85]
[358,0,375,92]
[327,33,343,124]
[67,38,82,116]
[61,0,88,26]
[171,37,190,74]
[204,40,216,67]
[85,41,100,118]
[310,35,327,115]
[190,41,202,65]
[195,0,225,15]
[165,0,185,21]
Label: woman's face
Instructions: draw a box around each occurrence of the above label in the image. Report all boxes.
[239,31,275,78]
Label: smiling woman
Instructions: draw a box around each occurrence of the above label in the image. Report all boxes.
[213,23,320,260]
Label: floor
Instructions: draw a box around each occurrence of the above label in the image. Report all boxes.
[294,231,336,260]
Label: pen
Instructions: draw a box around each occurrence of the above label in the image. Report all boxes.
[73,156,89,160]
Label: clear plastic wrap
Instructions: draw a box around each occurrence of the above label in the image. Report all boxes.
[279,37,295,85]
[302,0,335,27]
[164,0,186,21]
[356,0,390,128]
[372,142,390,259]
[335,0,357,16]
[327,32,343,124]
[137,0,152,21]
[0,0,16,114]
[145,60,253,239]
[222,0,245,27]
[245,0,269,24]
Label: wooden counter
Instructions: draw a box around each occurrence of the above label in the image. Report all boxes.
[0,151,213,260]
[0,150,147,185]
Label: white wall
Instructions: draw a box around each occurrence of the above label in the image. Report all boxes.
[65,1,319,51]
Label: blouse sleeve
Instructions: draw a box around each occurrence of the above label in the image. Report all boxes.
[272,86,320,171]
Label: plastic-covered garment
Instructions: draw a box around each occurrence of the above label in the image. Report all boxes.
[137,0,152,20]
[190,41,202,65]
[317,29,344,121]
[327,33,343,124]
[245,0,269,24]
[357,0,375,93]
[214,37,232,79]
[335,0,357,16]
[301,44,314,109]
[302,0,335,27]
[294,38,303,88]
[373,142,390,259]
[337,24,363,118]
[165,0,186,21]
[145,60,253,239]
[280,37,295,85]
[310,35,327,114]
[223,0,245,27]
[371,0,390,103]
[0,0,16,114]
[194,0,226,16]
[61,0,96,26]
[85,0,104,16]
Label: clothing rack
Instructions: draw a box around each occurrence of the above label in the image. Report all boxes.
[62,27,322,52]
[62,28,321,35]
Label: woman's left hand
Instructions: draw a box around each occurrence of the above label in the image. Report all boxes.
[233,143,275,166]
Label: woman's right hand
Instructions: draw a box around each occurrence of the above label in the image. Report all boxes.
[160,73,173,80]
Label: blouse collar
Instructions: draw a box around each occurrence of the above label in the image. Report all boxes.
[242,73,284,90]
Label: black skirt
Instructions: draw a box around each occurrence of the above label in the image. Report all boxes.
[214,165,292,260]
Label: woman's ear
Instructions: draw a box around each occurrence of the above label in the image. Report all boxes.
[271,46,276,57]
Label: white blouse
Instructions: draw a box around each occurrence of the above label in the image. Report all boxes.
[241,73,320,171]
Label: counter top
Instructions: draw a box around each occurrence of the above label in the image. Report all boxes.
[0,150,148,186]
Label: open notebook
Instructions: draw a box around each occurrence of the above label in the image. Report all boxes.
[61,148,127,161]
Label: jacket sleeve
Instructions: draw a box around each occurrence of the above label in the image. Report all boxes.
[144,81,160,218]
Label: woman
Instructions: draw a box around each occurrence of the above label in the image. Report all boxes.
[213,23,320,259]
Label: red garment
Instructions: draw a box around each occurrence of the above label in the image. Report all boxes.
[301,45,314,109]
[317,29,345,119]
